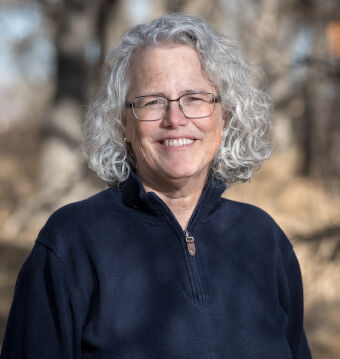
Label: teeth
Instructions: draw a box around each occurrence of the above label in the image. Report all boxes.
[164,138,194,147]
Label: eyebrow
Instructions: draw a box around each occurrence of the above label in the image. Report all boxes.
[137,89,213,98]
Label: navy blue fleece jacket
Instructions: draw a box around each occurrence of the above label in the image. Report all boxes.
[1,172,311,358]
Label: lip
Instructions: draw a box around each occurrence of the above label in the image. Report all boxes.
[156,137,197,151]
[157,135,197,142]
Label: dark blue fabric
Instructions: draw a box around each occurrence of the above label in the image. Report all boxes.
[1,172,312,358]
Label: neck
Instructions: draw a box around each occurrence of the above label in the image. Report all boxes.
[138,170,208,231]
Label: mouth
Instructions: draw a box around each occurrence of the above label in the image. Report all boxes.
[159,138,195,147]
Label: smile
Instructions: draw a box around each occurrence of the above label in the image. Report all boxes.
[161,138,194,147]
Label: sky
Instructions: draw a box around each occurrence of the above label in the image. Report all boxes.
[0,0,152,87]
[0,5,55,86]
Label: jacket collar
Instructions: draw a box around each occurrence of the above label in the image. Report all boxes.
[120,170,227,221]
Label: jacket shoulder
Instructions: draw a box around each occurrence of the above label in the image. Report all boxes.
[35,188,118,256]
[220,197,275,223]
[219,197,293,252]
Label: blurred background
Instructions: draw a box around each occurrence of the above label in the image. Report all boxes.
[0,0,339,356]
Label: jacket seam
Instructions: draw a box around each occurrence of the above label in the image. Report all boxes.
[282,247,295,316]
[35,240,88,317]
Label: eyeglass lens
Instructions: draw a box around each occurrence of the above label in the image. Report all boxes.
[132,93,216,121]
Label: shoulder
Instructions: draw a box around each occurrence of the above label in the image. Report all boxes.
[36,187,119,257]
[45,187,116,229]
[54,186,117,217]
[219,197,276,225]
[218,197,293,253]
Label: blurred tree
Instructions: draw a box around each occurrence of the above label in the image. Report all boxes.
[288,0,340,179]
[2,0,340,242]
[38,0,119,102]
[2,0,120,240]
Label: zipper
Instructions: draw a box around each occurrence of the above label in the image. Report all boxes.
[185,230,196,256]
[183,229,205,304]
[150,191,207,304]
[181,194,208,304]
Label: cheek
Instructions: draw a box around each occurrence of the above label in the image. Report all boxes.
[125,119,155,159]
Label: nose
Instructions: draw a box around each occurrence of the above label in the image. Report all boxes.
[161,101,189,128]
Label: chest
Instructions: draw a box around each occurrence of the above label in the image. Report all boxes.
[79,221,291,358]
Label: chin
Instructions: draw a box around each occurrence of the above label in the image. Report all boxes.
[161,163,207,181]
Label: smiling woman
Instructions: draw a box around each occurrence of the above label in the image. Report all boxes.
[123,45,225,222]
[83,16,273,186]
[0,13,312,359]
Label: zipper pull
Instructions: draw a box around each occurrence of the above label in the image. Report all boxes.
[185,231,196,256]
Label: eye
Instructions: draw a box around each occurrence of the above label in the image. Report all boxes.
[184,95,205,104]
[137,97,166,108]
[188,96,203,102]
[144,99,160,107]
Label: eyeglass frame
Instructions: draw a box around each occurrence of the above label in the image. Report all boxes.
[125,92,221,121]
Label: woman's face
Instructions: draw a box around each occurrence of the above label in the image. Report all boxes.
[124,45,225,185]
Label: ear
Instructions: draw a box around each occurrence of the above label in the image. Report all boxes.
[219,110,228,130]
[122,113,128,136]
[122,114,132,144]
[122,112,127,128]
[222,108,230,129]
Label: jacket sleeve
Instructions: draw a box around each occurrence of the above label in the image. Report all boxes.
[0,242,80,359]
[283,249,312,359]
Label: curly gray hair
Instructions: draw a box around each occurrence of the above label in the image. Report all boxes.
[82,13,273,185]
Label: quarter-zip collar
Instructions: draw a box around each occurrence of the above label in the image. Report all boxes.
[120,170,227,223]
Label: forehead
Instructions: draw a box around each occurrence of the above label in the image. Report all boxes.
[128,45,214,96]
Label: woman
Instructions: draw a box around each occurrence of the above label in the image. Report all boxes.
[1,14,311,358]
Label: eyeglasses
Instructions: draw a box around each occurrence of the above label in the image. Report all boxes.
[125,92,220,121]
